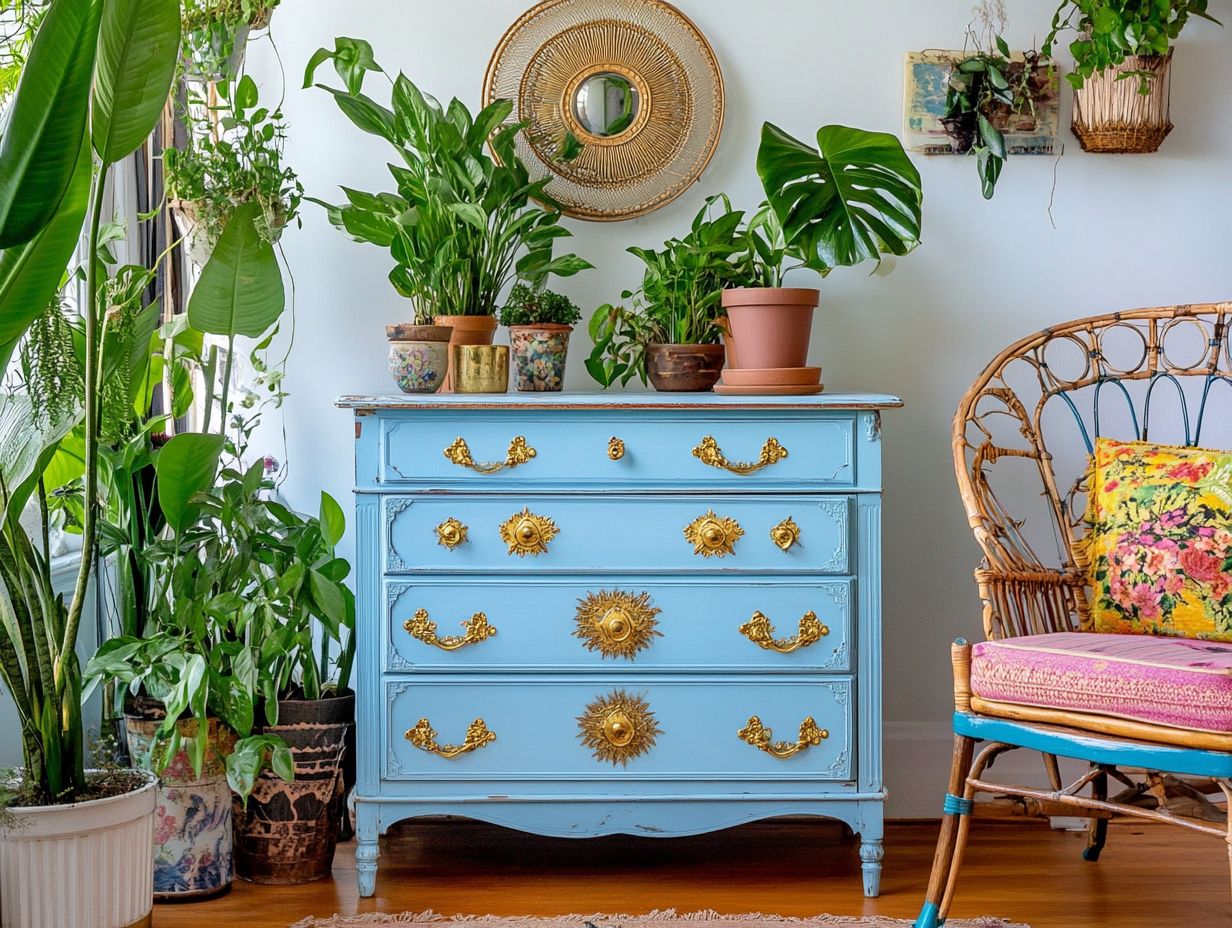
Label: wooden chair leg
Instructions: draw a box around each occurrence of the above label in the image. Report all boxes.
[913,734,976,928]
[1220,780,1232,905]
[1083,768,1109,862]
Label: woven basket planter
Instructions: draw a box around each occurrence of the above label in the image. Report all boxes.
[1072,51,1173,153]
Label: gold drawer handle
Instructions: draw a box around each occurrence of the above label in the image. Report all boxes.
[608,436,625,460]
[738,715,828,759]
[499,507,558,557]
[577,691,660,766]
[770,517,800,551]
[575,591,662,659]
[406,717,495,759]
[692,435,788,475]
[435,517,468,550]
[444,435,536,474]
[739,610,828,654]
[404,608,496,651]
[683,509,744,558]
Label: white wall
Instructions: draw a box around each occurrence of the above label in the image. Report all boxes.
[246,0,1232,816]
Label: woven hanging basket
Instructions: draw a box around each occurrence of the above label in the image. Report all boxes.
[1072,51,1173,153]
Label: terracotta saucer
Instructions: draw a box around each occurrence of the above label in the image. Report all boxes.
[713,383,825,396]
[721,366,821,387]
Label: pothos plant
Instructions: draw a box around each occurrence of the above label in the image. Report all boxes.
[180,0,280,81]
[164,74,303,250]
[1043,0,1220,92]
[305,37,592,319]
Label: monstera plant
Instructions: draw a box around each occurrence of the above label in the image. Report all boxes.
[717,122,923,375]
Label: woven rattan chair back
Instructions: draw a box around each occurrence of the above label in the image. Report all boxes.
[953,302,1232,641]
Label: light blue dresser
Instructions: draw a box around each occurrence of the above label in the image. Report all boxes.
[338,392,899,898]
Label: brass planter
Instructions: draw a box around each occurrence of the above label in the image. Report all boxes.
[453,345,510,394]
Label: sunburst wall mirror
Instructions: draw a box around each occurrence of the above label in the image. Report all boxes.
[483,0,724,221]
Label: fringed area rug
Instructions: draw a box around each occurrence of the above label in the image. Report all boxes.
[291,909,1027,928]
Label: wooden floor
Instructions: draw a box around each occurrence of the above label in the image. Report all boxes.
[152,819,1230,928]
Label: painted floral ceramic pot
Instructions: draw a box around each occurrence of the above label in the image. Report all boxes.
[124,713,237,899]
[387,324,450,394]
[509,323,572,392]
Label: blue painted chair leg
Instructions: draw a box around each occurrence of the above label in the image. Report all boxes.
[913,900,944,928]
[1083,769,1109,862]
[355,801,380,898]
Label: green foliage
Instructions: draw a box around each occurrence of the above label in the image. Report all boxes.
[498,284,582,328]
[1043,0,1221,91]
[943,32,1046,199]
[0,0,49,101]
[19,297,82,429]
[186,200,286,338]
[180,0,279,80]
[306,37,592,319]
[164,74,303,248]
[756,123,922,276]
[586,196,747,388]
[0,0,100,249]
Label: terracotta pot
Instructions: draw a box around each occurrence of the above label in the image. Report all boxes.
[720,288,819,370]
[433,315,498,392]
[509,323,571,392]
[124,710,237,900]
[232,693,354,885]
[0,771,157,928]
[645,343,724,393]
[387,324,451,394]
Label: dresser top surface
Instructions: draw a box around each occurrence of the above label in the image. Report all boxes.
[337,391,902,411]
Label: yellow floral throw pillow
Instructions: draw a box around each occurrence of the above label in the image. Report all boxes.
[1088,437,1232,641]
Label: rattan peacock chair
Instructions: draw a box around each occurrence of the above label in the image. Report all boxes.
[915,303,1232,927]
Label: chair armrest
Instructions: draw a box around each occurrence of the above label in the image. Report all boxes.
[971,565,1087,640]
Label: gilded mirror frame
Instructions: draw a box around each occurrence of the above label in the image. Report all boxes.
[483,0,724,221]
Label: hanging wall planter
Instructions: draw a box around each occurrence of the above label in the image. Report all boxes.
[1072,52,1173,153]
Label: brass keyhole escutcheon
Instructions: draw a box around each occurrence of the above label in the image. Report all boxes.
[603,710,635,747]
[770,517,801,552]
[577,691,661,766]
[499,508,558,557]
[574,591,662,660]
[608,436,625,461]
[435,517,468,550]
[684,510,744,558]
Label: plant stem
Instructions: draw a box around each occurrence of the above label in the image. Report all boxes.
[62,164,109,683]
[219,333,235,443]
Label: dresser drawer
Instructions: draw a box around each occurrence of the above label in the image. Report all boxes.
[383,675,853,782]
[376,411,857,490]
[385,578,853,673]
[384,494,850,574]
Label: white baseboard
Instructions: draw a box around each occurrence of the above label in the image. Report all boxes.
[885,720,1087,819]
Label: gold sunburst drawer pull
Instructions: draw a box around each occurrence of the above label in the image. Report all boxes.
[738,715,828,759]
[435,517,468,550]
[692,435,788,475]
[684,509,743,557]
[738,610,828,654]
[577,691,661,766]
[770,517,801,551]
[608,436,625,460]
[404,608,496,651]
[405,717,496,759]
[443,435,537,474]
[499,507,558,556]
[575,591,662,659]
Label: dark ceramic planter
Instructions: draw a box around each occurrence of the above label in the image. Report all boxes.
[232,692,355,884]
[645,343,725,392]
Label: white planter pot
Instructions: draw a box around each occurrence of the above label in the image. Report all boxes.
[0,772,157,928]
[168,199,215,269]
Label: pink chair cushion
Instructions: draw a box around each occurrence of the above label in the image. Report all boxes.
[970,632,1232,733]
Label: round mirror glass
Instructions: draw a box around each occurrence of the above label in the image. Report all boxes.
[572,72,640,138]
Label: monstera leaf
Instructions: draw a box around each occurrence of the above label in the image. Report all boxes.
[756,122,922,275]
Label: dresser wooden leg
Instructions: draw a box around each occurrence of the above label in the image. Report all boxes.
[859,837,884,897]
[356,804,379,898]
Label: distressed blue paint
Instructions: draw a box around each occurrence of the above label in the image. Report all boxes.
[942,793,973,816]
[342,393,898,899]
[953,712,1232,778]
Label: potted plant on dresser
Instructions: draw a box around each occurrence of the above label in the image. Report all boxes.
[0,0,180,923]
[230,492,355,884]
[716,123,923,392]
[1043,0,1221,152]
[305,38,592,391]
[587,196,748,392]
[500,284,582,392]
